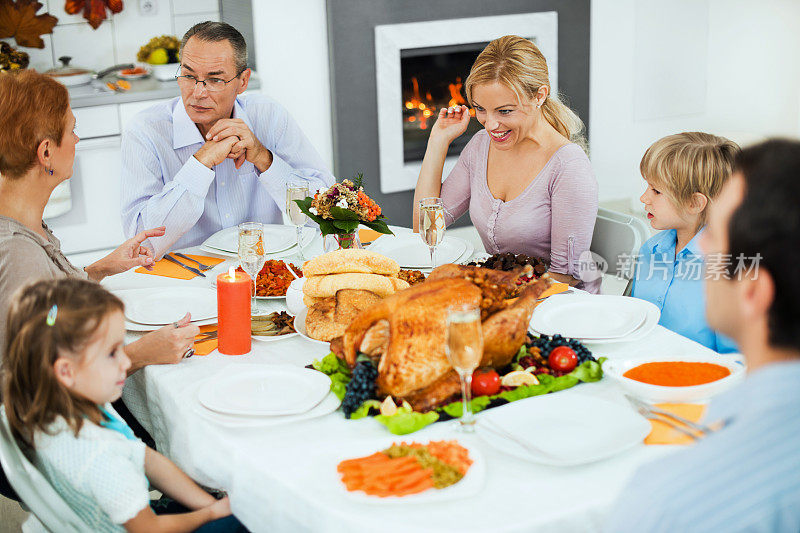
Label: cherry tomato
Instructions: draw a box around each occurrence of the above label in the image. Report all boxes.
[548,346,578,373]
[471,368,501,396]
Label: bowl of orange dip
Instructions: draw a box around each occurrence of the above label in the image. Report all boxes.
[603,354,746,402]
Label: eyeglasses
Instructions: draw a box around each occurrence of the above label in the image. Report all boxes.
[174,67,244,92]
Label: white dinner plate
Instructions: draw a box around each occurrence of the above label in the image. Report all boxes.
[125,317,216,332]
[478,393,650,466]
[198,365,331,416]
[194,386,340,428]
[369,233,468,268]
[325,438,486,504]
[530,295,652,340]
[580,300,660,346]
[119,287,218,326]
[293,307,331,346]
[202,224,301,254]
[252,332,299,342]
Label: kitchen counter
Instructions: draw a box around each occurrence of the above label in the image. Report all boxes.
[68,71,261,108]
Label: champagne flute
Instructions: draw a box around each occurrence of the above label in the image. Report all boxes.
[286,184,309,261]
[238,222,265,316]
[419,197,446,269]
[444,303,483,432]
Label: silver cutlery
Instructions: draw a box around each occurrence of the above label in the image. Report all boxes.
[635,407,703,441]
[174,253,216,271]
[478,419,564,460]
[625,395,712,435]
[194,331,218,343]
[163,254,205,278]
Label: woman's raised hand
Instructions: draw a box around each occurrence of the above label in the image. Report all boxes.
[429,105,471,145]
[85,227,166,281]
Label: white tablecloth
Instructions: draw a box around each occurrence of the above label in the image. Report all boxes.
[105,243,716,533]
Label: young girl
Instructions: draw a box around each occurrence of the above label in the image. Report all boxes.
[2,278,246,532]
[632,132,739,353]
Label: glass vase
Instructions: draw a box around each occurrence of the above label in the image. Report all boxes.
[323,231,363,253]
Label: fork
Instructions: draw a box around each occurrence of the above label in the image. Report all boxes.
[174,253,215,271]
[636,407,703,441]
[625,395,712,435]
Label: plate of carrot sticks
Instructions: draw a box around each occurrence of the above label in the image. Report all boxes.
[334,439,485,503]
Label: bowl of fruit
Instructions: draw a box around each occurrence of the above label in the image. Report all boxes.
[137,35,180,81]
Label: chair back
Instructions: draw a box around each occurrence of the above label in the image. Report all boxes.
[590,207,651,281]
[0,407,90,533]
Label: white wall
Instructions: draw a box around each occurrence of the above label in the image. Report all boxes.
[250,1,800,206]
[590,0,800,206]
[251,0,334,169]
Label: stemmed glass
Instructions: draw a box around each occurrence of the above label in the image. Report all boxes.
[444,303,483,432]
[238,222,266,316]
[286,184,309,261]
[418,197,446,269]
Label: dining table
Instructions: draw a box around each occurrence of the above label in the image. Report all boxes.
[102,231,729,533]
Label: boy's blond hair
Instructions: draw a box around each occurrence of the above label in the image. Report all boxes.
[640,132,740,227]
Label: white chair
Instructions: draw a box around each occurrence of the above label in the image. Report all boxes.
[0,408,90,533]
[590,207,651,295]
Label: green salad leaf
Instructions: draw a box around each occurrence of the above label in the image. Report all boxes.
[349,400,381,420]
[439,395,492,418]
[311,352,352,400]
[495,373,556,402]
[568,357,606,383]
[375,410,439,435]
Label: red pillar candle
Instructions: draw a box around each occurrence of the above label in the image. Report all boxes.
[217,266,251,355]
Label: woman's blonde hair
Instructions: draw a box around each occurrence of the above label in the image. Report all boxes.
[464,35,585,142]
[640,132,740,227]
[3,278,123,447]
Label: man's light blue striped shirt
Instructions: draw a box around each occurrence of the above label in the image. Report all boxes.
[606,361,800,532]
[120,94,334,257]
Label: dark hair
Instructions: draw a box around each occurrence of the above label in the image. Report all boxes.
[0,70,70,179]
[2,278,124,447]
[730,139,800,351]
[181,21,248,74]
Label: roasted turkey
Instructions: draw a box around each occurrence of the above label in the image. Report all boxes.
[339,265,552,411]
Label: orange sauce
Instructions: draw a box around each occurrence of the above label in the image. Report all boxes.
[623,361,730,387]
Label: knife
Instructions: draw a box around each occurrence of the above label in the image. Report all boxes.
[163,254,205,278]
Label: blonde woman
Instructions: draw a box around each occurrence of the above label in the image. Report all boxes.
[413,35,598,290]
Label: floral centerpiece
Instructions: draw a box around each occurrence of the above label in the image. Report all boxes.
[294,174,392,249]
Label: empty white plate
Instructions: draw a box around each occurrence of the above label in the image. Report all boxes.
[121,287,218,326]
[198,366,331,416]
[530,295,651,339]
[202,224,298,254]
[369,233,467,268]
[194,388,341,428]
[478,393,650,466]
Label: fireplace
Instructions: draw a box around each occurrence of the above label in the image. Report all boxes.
[400,43,485,162]
[375,13,559,194]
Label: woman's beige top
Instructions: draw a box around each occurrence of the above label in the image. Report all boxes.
[0,215,86,357]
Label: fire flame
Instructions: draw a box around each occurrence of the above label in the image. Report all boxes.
[403,76,472,130]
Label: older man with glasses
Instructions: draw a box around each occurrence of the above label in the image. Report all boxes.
[120,21,334,256]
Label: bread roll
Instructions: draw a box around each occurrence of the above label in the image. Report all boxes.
[302,249,400,277]
[303,273,409,298]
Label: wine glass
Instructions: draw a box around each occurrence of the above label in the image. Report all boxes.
[419,197,446,269]
[286,184,309,261]
[444,303,483,432]
[238,222,265,316]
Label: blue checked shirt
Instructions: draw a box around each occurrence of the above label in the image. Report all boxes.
[632,229,738,353]
[605,361,800,533]
[120,94,334,257]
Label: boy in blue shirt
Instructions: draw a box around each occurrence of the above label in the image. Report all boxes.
[632,132,738,353]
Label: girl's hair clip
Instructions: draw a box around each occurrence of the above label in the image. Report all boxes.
[46,305,58,326]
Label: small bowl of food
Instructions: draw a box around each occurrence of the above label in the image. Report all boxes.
[603,354,746,403]
[117,64,151,80]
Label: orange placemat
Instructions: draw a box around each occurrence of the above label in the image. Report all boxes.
[135,254,225,280]
[644,403,707,445]
[193,324,218,356]
[359,228,384,245]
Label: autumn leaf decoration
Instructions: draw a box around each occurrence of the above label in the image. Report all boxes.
[65,0,123,30]
[0,0,58,49]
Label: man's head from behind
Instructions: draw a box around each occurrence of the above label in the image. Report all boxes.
[178,21,250,129]
[702,139,800,361]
